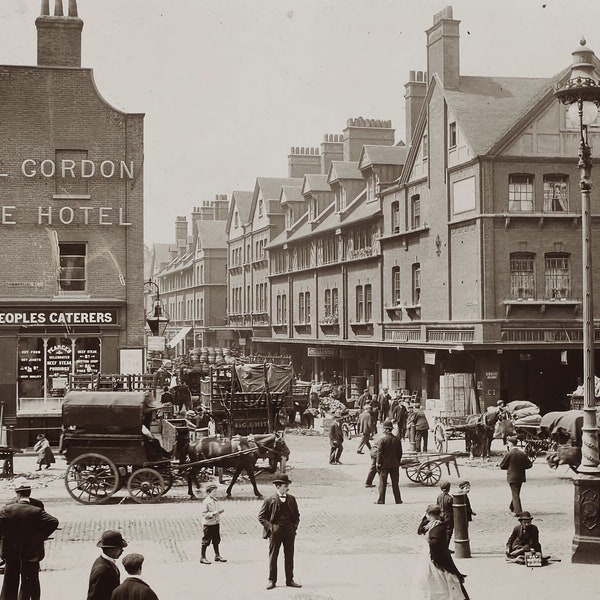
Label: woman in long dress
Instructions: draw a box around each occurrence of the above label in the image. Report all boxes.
[411,505,469,600]
[33,433,55,471]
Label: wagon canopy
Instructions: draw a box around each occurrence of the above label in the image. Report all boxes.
[233,361,293,393]
[62,391,150,434]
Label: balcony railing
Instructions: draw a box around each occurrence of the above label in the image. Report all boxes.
[501,328,600,343]
[383,327,422,342]
[428,329,475,343]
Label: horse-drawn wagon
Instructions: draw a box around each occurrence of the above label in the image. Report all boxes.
[62,391,290,504]
[401,451,461,486]
[62,391,175,504]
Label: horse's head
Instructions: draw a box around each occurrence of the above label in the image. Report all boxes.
[494,418,515,440]
[273,432,291,459]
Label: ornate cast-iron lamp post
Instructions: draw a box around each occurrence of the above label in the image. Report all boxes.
[555,38,600,563]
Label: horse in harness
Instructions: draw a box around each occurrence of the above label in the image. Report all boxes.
[182,433,290,499]
[463,411,502,458]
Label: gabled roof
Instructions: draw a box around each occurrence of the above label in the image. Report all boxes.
[302,174,331,195]
[280,185,304,205]
[327,161,363,184]
[444,75,552,156]
[226,190,253,234]
[359,145,408,170]
[194,220,228,250]
[249,177,303,220]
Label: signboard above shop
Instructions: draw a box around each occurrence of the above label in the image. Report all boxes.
[0,309,118,326]
[307,347,338,358]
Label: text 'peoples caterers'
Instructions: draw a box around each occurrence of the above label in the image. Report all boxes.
[0,158,136,227]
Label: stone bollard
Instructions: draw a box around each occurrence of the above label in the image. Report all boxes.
[452,491,471,558]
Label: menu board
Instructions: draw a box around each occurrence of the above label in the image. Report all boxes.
[18,347,43,380]
[46,343,72,386]
[75,347,100,373]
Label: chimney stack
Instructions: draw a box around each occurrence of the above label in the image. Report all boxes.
[426,5,460,90]
[404,70,427,147]
[36,0,84,68]
[175,216,188,243]
[287,146,321,178]
[321,134,344,174]
[343,118,395,162]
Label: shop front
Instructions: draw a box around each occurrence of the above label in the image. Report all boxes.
[0,305,123,447]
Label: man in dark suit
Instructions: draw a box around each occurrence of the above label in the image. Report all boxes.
[87,530,128,600]
[413,403,430,452]
[375,419,403,504]
[258,474,301,591]
[0,483,59,600]
[356,406,373,454]
[506,511,542,562]
[8,479,44,509]
[499,436,532,514]
[328,412,344,465]
[111,553,158,600]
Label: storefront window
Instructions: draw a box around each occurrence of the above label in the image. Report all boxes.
[18,337,101,411]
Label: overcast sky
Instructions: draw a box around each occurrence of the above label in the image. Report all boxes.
[2,0,600,244]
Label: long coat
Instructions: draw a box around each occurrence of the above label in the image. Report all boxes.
[258,494,300,539]
[357,411,373,436]
[499,447,532,483]
[0,501,58,562]
[329,420,344,446]
[111,577,159,600]
[88,556,121,600]
[376,432,403,469]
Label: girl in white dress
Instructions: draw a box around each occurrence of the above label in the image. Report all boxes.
[411,505,469,600]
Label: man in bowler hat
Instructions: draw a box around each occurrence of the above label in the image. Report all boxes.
[258,474,302,590]
[0,482,59,600]
[375,419,403,504]
[87,530,128,600]
[499,436,532,514]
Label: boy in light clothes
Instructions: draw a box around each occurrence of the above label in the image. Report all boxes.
[200,483,227,564]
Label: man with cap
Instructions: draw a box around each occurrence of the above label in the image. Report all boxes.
[413,403,430,452]
[0,482,59,600]
[87,530,128,600]
[328,412,344,465]
[506,511,542,563]
[258,473,301,590]
[200,483,226,564]
[375,419,403,504]
[8,479,44,509]
[111,553,159,600]
[499,436,532,514]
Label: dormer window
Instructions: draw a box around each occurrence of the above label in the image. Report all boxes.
[448,122,457,149]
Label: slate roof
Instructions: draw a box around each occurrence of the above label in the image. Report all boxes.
[303,174,331,194]
[444,75,553,156]
[328,161,363,183]
[280,185,304,204]
[231,191,253,225]
[194,220,228,249]
[359,145,407,170]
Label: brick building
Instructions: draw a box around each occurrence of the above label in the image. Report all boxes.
[225,6,600,413]
[0,1,145,445]
[152,197,229,355]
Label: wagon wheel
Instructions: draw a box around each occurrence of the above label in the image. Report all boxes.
[127,468,166,503]
[155,465,174,493]
[342,422,352,440]
[64,453,119,504]
[405,464,420,483]
[434,423,447,453]
[416,462,442,486]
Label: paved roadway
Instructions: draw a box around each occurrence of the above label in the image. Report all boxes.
[0,431,596,600]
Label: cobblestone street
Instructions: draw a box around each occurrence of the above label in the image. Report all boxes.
[1,432,594,599]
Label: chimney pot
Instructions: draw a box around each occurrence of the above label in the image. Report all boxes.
[41,0,50,15]
[443,5,453,19]
[54,0,63,16]
[409,70,416,81]
[68,0,78,17]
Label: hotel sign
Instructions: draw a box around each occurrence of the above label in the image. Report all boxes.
[0,309,118,326]
[0,158,137,227]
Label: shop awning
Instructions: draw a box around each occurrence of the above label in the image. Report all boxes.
[167,326,192,348]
